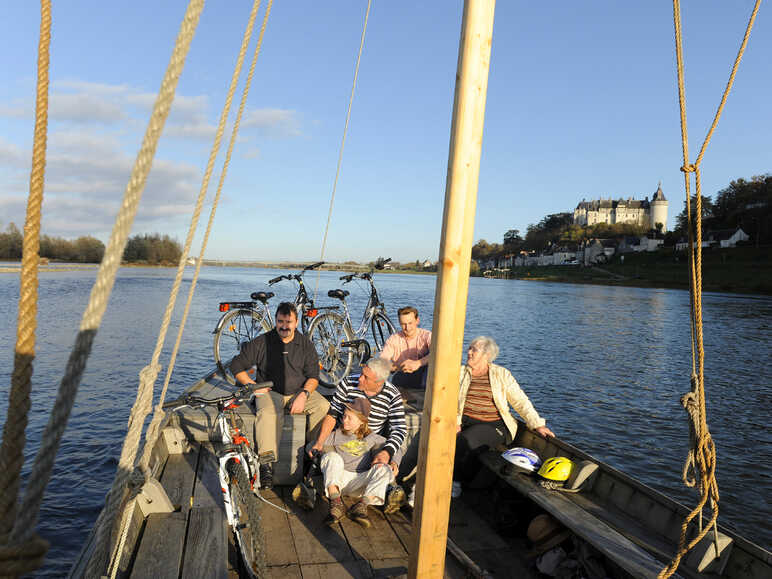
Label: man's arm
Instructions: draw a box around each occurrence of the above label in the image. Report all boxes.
[377,390,407,461]
[310,414,337,454]
[289,377,320,414]
[290,336,322,414]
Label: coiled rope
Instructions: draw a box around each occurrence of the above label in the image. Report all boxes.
[314,0,372,298]
[87,1,268,575]
[658,1,761,577]
[0,2,51,575]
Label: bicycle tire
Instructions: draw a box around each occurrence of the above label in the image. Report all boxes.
[307,311,355,389]
[214,308,271,384]
[370,312,396,353]
[226,459,265,578]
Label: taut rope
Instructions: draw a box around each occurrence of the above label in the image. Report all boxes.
[314,0,372,297]
[87,1,267,575]
[0,2,51,575]
[658,1,762,577]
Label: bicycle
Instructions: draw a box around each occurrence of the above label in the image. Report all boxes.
[213,262,335,383]
[162,381,273,578]
[307,257,397,388]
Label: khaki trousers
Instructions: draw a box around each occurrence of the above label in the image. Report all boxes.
[253,390,330,461]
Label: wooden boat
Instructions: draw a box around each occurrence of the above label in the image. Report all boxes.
[69,368,771,578]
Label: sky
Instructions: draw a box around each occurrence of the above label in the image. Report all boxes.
[1,1,770,263]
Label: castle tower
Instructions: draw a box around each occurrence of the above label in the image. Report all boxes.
[650,182,668,232]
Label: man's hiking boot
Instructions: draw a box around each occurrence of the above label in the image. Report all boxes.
[259,463,273,490]
[324,497,345,526]
[348,500,371,528]
[384,485,406,514]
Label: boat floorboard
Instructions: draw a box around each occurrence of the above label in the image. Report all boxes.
[128,437,514,578]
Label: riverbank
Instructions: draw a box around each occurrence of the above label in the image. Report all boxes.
[499,246,772,295]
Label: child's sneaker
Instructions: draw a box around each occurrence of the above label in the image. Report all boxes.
[348,500,371,528]
[407,486,415,508]
[324,497,345,526]
[384,485,406,514]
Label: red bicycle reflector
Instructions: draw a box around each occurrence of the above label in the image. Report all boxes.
[306,309,318,318]
[219,303,230,312]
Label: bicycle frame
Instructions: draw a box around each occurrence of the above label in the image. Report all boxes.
[340,272,395,342]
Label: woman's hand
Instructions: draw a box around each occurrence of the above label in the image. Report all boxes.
[535,425,555,438]
[456,425,462,433]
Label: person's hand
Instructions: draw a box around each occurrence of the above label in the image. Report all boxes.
[308,441,323,458]
[456,424,462,433]
[535,425,555,438]
[389,461,399,476]
[371,450,390,467]
[289,393,307,415]
[399,359,421,373]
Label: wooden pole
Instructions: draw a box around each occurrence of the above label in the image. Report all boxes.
[408,1,495,577]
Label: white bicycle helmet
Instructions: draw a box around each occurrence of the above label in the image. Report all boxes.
[501,447,542,472]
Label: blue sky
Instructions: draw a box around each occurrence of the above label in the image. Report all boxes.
[1,1,770,262]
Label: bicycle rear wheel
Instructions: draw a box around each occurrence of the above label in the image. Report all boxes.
[226,460,265,578]
[307,312,354,390]
[214,308,271,384]
[370,312,396,353]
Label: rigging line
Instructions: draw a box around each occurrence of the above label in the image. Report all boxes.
[0,1,51,575]
[314,0,372,299]
[139,0,273,475]
[658,1,761,577]
[86,1,264,573]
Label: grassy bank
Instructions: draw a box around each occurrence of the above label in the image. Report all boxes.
[503,246,772,295]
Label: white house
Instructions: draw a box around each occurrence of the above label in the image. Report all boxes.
[708,227,750,248]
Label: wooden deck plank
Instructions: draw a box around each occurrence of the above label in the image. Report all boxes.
[281,487,353,565]
[159,446,199,515]
[181,507,229,579]
[299,560,372,578]
[265,563,302,578]
[447,496,509,552]
[369,557,409,578]
[193,443,225,508]
[260,488,299,566]
[383,509,413,553]
[130,512,186,578]
[338,497,407,561]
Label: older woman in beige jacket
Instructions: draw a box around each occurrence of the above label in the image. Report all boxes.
[453,336,554,497]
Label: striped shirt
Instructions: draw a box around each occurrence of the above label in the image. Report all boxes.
[462,374,500,422]
[328,377,406,458]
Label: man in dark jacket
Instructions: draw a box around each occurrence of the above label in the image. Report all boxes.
[231,302,329,488]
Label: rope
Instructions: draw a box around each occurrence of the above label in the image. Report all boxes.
[314,0,372,298]
[658,1,761,576]
[139,0,272,478]
[0,2,52,575]
[89,1,265,574]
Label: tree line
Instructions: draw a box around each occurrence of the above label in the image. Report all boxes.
[472,173,770,262]
[0,223,182,265]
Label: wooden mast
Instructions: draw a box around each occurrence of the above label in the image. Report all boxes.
[408,1,495,577]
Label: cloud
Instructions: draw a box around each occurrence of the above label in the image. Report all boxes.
[241,108,301,137]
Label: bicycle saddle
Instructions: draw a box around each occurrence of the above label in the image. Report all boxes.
[250,291,274,303]
[327,289,350,300]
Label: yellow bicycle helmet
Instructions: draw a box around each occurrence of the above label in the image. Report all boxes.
[537,457,573,484]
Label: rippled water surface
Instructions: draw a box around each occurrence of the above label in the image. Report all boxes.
[1,267,770,575]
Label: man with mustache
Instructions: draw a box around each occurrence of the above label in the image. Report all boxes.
[231,301,329,489]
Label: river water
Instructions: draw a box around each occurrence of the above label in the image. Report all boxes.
[0,266,770,576]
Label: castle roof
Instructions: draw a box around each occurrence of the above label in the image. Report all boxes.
[652,182,667,202]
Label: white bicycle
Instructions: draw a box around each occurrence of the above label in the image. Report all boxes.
[163,382,273,578]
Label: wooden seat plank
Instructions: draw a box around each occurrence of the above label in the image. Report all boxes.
[130,512,186,578]
[281,488,353,565]
[260,488,299,566]
[193,443,225,509]
[159,447,199,515]
[181,507,229,579]
[479,453,669,579]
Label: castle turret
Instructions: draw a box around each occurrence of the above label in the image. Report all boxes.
[650,182,668,232]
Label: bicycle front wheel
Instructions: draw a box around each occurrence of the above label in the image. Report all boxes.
[308,312,354,389]
[214,308,270,384]
[371,312,396,353]
[226,460,265,578]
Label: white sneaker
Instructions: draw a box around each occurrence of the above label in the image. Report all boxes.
[407,486,415,508]
[451,481,462,498]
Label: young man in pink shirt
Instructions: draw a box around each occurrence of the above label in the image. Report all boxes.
[379,306,431,390]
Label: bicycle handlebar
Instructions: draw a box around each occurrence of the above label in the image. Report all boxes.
[303,261,325,272]
[163,381,274,410]
[268,275,286,285]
